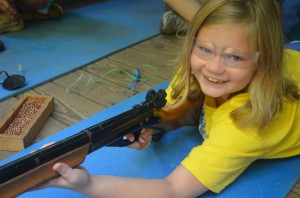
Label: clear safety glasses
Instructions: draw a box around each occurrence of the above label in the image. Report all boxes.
[192,39,260,68]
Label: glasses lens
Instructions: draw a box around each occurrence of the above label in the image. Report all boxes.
[222,49,259,68]
[193,41,214,60]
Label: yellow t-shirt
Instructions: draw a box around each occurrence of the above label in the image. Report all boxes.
[176,49,300,193]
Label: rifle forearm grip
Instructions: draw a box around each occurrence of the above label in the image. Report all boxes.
[0,144,90,197]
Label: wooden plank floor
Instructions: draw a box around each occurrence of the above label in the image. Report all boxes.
[0,5,299,196]
[0,34,182,157]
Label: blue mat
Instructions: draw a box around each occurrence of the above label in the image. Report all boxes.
[1,81,300,198]
[0,0,164,101]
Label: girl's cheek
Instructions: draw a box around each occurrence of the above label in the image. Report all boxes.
[191,54,205,71]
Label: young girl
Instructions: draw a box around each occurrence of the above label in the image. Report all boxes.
[36,0,300,197]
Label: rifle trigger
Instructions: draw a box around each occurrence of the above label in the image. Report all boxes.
[106,131,141,147]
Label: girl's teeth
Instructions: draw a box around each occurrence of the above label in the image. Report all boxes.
[206,76,224,83]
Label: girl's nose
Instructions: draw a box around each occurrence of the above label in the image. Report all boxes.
[206,55,225,73]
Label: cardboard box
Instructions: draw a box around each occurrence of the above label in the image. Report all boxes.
[0,95,54,151]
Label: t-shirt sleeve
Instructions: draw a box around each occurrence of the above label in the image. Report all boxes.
[165,77,183,105]
[181,109,265,193]
[285,49,300,86]
[165,81,176,104]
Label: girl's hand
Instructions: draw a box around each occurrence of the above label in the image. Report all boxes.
[29,143,91,193]
[125,128,153,151]
[31,163,91,194]
[0,0,17,17]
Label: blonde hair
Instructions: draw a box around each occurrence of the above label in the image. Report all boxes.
[170,0,299,130]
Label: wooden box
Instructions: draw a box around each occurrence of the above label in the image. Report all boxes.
[0,95,54,151]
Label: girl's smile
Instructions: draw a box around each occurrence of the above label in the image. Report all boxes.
[202,74,227,83]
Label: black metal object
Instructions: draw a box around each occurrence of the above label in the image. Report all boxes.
[0,71,26,90]
[0,40,4,52]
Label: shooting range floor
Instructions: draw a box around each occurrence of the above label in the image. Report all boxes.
[0,0,164,101]
[0,2,299,198]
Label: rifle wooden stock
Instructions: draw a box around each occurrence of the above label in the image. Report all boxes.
[0,89,167,197]
[0,144,90,197]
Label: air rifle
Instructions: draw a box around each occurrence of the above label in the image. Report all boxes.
[0,89,167,197]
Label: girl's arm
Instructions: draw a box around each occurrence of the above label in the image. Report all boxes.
[40,163,208,198]
[163,0,202,22]
[0,0,17,16]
